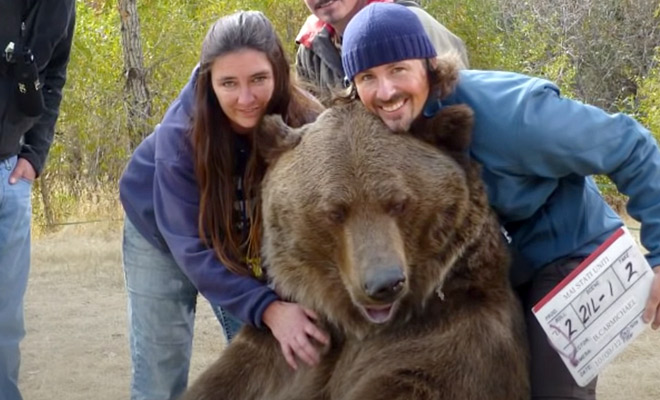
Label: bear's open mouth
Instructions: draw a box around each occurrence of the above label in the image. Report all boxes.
[360,302,398,324]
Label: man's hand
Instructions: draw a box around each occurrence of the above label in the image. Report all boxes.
[9,158,36,184]
[643,267,660,330]
[262,300,330,370]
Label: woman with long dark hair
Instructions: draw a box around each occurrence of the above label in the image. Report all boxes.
[119,11,326,399]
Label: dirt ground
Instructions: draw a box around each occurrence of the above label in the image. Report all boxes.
[19,222,660,399]
[21,223,225,400]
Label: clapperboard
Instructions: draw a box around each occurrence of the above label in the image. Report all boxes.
[532,227,654,387]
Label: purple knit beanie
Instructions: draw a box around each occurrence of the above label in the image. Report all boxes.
[342,2,437,81]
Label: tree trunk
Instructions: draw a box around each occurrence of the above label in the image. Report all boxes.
[36,174,55,230]
[118,0,152,151]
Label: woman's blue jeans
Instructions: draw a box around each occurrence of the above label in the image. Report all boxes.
[122,217,242,400]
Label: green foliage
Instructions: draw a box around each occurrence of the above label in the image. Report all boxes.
[636,53,660,144]
[420,0,577,93]
[44,1,126,203]
[420,0,523,72]
[34,0,660,228]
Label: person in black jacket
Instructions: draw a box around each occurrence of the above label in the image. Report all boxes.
[0,1,75,399]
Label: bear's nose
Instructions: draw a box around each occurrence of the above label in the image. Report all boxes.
[364,267,406,301]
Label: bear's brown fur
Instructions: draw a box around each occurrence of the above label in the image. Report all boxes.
[182,72,529,400]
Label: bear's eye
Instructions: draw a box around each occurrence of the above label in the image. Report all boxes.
[387,199,408,216]
[327,206,347,224]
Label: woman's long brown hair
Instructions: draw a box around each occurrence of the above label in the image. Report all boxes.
[191,11,323,277]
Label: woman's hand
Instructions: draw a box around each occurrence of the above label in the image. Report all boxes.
[262,300,330,370]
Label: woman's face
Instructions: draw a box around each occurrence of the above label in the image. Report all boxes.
[210,49,275,134]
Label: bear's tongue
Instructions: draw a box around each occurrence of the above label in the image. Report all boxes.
[364,305,393,324]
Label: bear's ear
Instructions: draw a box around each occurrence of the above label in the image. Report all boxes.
[256,114,303,164]
[410,104,474,156]
[408,54,473,161]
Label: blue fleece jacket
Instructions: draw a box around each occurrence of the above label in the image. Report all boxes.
[440,70,660,270]
[119,68,278,328]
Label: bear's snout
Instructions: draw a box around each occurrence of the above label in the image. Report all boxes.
[363,266,406,302]
[354,264,408,324]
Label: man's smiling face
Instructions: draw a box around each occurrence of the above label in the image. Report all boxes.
[354,59,430,133]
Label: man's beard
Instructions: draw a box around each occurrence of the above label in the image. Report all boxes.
[376,95,412,133]
[382,117,412,134]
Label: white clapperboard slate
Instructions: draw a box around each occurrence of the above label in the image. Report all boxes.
[532,227,654,387]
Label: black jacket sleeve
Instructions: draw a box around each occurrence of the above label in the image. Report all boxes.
[20,1,75,176]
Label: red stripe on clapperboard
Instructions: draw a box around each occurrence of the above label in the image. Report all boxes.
[532,227,625,313]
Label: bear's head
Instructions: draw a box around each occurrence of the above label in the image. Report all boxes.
[257,101,492,338]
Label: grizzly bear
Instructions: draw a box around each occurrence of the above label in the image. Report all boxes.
[182,96,529,400]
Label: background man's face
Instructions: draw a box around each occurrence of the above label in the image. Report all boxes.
[304,0,366,31]
[354,59,430,133]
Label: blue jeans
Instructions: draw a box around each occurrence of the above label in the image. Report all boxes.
[0,156,32,400]
[122,216,243,400]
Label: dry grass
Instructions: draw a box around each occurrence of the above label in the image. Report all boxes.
[30,186,124,239]
[21,220,225,400]
[20,219,660,399]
